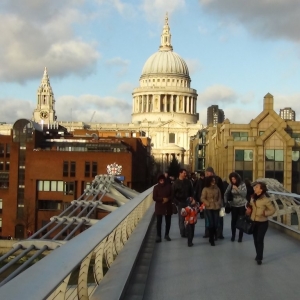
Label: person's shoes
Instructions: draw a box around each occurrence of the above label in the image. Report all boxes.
[164,235,171,241]
[210,241,215,246]
[257,260,262,265]
[218,235,225,240]
[156,236,162,243]
[188,243,194,247]
[231,237,235,242]
[238,237,242,243]
[181,234,187,238]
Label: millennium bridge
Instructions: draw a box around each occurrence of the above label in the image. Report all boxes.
[0,175,300,300]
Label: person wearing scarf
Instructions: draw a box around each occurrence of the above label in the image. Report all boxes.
[247,182,275,265]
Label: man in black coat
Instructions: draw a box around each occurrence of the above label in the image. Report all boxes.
[172,168,194,238]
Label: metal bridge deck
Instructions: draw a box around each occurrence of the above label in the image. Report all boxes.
[143,215,300,300]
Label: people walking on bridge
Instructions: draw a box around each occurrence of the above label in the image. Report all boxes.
[172,168,194,238]
[181,197,200,247]
[198,167,224,239]
[201,176,222,246]
[224,172,247,242]
[153,174,173,243]
[247,182,275,265]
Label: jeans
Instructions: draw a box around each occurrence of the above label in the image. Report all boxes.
[231,206,246,239]
[156,215,171,237]
[253,221,268,260]
[186,224,195,245]
[206,210,220,230]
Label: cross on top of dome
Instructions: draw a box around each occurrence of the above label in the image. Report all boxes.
[159,13,173,52]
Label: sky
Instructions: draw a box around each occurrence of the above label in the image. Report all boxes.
[0,0,300,125]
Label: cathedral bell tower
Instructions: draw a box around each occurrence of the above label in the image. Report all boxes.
[32,67,57,124]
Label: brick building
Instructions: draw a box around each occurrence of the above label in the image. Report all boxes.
[0,119,152,239]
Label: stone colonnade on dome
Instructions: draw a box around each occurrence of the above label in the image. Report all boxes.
[133,93,197,114]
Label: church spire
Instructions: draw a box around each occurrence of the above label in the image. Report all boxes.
[159,13,173,51]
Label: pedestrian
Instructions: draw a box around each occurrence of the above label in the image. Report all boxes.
[153,174,173,243]
[201,176,222,246]
[224,172,247,242]
[247,182,275,265]
[181,197,200,247]
[198,167,224,239]
[172,168,194,238]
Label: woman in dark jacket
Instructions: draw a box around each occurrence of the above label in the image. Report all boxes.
[153,174,173,243]
[224,172,247,242]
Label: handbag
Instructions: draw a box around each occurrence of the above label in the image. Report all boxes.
[172,203,178,214]
[219,207,225,217]
[225,202,231,214]
[236,215,254,235]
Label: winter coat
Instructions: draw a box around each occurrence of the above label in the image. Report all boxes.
[224,183,247,207]
[250,195,275,222]
[153,182,173,215]
[171,179,193,205]
[181,204,200,225]
[201,185,222,210]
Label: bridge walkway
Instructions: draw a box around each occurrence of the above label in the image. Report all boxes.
[143,215,300,300]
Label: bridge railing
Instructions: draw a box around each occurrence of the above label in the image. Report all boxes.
[0,186,154,300]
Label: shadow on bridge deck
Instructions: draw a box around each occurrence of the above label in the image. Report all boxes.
[143,215,300,300]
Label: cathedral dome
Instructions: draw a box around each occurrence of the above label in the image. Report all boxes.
[141,51,189,77]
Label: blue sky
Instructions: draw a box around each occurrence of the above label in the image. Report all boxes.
[0,0,299,125]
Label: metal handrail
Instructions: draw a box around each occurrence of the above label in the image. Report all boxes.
[0,186,154,300]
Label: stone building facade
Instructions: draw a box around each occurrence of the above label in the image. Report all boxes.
[203,93,300,193]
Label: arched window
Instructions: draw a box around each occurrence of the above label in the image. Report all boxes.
[169,133,175,143]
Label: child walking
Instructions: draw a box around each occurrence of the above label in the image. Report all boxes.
[181,198,200,247]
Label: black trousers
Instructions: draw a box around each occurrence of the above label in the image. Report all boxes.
[186,224,195,245]
[231,206,246,239]
[156,215,171,237]
[253,221,268,260]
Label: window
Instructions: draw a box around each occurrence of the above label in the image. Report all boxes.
[64,182,75,195]
[85,162,90,177]
[92,162,97,177]
[38,180,64,192]
[0,217,2,228]
[234,150,253,180]
[6,144,10,158]
[265,149,284,183]
[0,162,3,171]
[70,161,76,177]
[169,133,175,143]
[0,199,2,213]
[0,173,9,189]
[259,131,265,136]
[63,161,69,177]
[38,200,62,210]
[232,132,249,141]
[0,144,4,157]
[5,162,10,171]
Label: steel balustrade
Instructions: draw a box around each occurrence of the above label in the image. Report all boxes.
[0,181,154,300]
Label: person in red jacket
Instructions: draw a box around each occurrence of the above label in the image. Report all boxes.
[181,198,200,247]
[153,174,173,243]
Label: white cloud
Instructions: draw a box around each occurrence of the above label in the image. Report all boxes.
[199,0,300,42]
[0,98,35,122]
[0,1,100,83]
[185,59,202,75]
[56,94,132,123]
[141,0,185,22]
[197,85,238,107]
